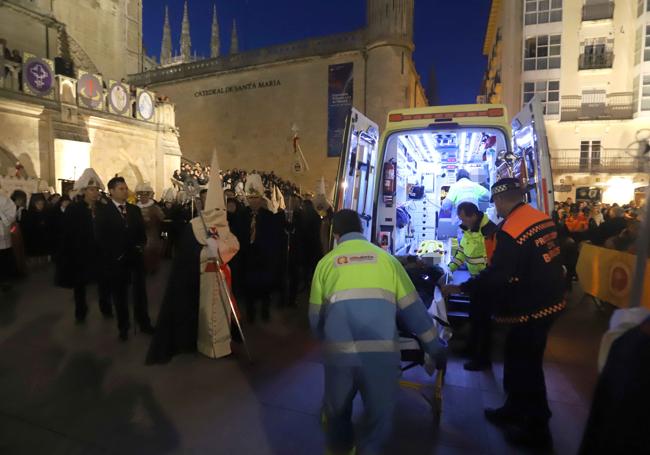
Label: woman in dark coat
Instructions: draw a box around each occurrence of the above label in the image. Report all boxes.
[21,193,50,261]
[59,170,112,323]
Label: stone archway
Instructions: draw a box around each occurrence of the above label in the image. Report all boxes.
[117,162,144,191]
[0,146,32,177]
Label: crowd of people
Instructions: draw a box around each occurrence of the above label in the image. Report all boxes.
[551,197,648,290]
[0,169,328,328]
[172,161,301,197]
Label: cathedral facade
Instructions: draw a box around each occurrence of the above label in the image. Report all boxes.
[0,0,180,196]
[130,0,428,191]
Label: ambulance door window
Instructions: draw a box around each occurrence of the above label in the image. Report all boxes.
[333,108,380,241]
[512,95,555,215]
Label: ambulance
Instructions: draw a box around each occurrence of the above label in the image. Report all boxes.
[332,97,554,261]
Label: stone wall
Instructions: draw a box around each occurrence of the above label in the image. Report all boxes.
[52,0,143,79]
[0,0,143,80]
[0,90,180,196]
[147,44,426,191]
[148,51,371,192]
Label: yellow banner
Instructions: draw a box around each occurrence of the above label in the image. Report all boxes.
[576,244,650,310]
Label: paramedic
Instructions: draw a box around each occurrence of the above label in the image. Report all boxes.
[446,201,497,371]
[441,169,490,221]
[310,209,445,455]
[443,178,566,449]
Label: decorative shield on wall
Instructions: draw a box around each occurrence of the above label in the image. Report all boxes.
[22,53,54,99]
[108,80,131,116]
[77,71,104,110]
[136,89,155,121]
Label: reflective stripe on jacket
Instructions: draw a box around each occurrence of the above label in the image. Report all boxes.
[309,232,440,365]
[443,178,490,209]
[448,213,497,275]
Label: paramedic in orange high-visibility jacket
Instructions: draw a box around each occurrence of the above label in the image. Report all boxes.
[309,209,445,455]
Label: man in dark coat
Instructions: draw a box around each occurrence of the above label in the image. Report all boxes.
[579,317,650,454]
[59,169,111,323]
[443,178,566,449]
[95,176,153,341]
[242,174,283,322]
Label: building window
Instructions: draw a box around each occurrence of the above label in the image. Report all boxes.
[525,0,563,25]
[636,27,643,65]
[643,75,650,111]
[523,80,560,115]
[640,0,646,16]
[583,0,614,21]
[580,141,601,171]
[524,35,562,70]
[579,38,614,69]
[646,25,650,62]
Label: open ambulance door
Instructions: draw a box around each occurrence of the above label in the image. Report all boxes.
[332,108,380,243]
[511,95,555,215]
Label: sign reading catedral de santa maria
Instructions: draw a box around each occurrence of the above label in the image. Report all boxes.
[194,79,282,98]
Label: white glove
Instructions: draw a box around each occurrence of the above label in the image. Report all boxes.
[206,237,220,259]
[217,230,240,264]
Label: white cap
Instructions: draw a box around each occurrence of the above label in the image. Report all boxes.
[73,168,104,191]
[135,182,154,193]
[245,173,265,198]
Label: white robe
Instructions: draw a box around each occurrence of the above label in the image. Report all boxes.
[191,210,240,359]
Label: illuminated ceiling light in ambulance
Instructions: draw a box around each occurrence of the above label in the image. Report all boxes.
[414,135,431,161]
[423,134,438,161]
[458,132,467,164]
[434,133,457,147]
[404,135,425,164]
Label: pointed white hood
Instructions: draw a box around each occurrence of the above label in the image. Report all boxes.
[190,150,239,263]
[204,150,226,213]
[313,176,331,215]
[73,168,104,191]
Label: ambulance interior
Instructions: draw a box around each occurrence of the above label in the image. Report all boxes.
[376,128,510,258]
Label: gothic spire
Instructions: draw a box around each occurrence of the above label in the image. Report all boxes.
[210,3,220,58]
[180,0,192,62]
[230,19,239,55]
[160,5,172,64]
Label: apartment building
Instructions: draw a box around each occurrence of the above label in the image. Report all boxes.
[480,0,649,204]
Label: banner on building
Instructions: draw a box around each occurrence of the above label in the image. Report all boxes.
[136,89,155,122]
[327,63,354,157]
[77,70,105,110]
[22,53,55,99]
[576,244,650,310]
[576,186,602,202]
[108,80,131,116]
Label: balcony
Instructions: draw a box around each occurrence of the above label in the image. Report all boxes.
[551,150,643,174]
[582,2,614,21]
[579,51,613,70]
[560,92,634,121]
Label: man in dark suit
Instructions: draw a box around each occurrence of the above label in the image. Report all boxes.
[95,176,153,341]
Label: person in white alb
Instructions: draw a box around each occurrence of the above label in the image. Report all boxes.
[0,192,17,291]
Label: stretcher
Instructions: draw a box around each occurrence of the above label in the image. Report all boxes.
[398,286,451,427]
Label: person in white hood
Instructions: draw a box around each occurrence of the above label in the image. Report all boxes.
[147,151,240,363]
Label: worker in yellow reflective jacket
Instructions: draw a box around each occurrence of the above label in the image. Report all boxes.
[310,210,445,455]
[446,201,497,371]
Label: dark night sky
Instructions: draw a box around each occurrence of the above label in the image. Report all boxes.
[142,0,492,106]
